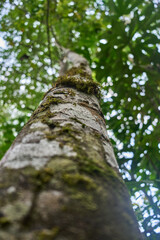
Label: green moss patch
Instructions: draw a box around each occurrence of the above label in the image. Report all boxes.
[0,217,10,228]
[69,191,98,211]
[66,66,92,80]
[37,227,59,240]
[55,75,100,99]
[63,173,97,190]
[45,123,79,141]
[24,167,54,190]
[31,96,62,119]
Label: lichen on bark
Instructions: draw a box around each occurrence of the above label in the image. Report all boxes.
[0,65,143,240]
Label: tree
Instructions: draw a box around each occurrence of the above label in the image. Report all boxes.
[0,0,160,239]
[0,49,144,239]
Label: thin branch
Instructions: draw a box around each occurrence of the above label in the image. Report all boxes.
[50,26,64,57]
[25,107,34,112]
[46,0,53,68]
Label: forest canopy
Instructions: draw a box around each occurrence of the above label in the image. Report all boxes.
[0,0,160,239]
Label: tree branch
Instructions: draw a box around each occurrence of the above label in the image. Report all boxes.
[46,0,53,68]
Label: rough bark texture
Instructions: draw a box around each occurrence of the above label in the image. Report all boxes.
[0,63,143,239]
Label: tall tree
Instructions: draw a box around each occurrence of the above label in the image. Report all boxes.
[0,50,143,239]
[0,0,160,238]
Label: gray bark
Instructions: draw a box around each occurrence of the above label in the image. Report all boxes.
[0,53,143,240]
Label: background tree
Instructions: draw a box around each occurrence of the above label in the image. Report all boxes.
[0,0,160,239]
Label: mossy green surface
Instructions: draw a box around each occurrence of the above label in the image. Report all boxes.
[66,66,92,80]
[32,96,62,118]
[55,76,100,99]
[55,66,101,99]
[45,123,79,141]
[62,173,97,190]
[37,227,59,240]
[0,217,10,227]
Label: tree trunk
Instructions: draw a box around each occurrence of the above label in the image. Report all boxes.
[0,56,143,239]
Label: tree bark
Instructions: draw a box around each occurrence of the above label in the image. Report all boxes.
[0,57,143,239]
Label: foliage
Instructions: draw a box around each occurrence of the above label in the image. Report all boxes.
[0,0,160,238]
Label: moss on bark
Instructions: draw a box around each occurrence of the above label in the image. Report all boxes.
[0,67,143,240]
[55,66,101,99]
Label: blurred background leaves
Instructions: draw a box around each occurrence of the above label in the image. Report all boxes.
[0,0,160,238]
